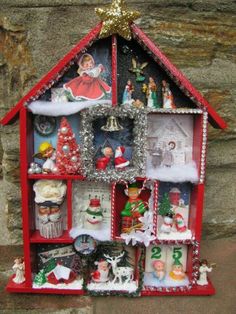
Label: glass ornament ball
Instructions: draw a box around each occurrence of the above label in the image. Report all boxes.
[28,168,34,175]
[71,156,78,163]
[61,127,68,134]
[35,167,42,174]
[62,145,70,153]
[52,167,58,174]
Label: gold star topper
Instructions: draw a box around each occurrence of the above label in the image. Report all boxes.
[95,0,141,40]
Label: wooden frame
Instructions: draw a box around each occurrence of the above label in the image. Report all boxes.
[1,22,227,296]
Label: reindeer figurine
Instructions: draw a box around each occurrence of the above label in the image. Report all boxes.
[104,251,134,284]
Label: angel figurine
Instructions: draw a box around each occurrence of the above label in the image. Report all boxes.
[162,80,176,109]
[12,257,25,284]
[33,142,57,174]
[129,57,148,82]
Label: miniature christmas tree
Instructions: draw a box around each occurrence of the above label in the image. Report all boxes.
[34,269,47,286]
[117,248,133,268]
[158,193,174,216]
[56,117,81,174]
[44,258,57,274]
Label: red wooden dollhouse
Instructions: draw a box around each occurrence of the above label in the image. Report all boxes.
[1,0,226,296]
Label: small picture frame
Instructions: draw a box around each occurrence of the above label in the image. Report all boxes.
[73,234,97,256]
[80,105,147,182]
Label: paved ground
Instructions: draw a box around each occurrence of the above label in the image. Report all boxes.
[0,237,235,314]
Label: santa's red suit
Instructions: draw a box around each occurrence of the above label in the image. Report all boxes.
[175,213,187,232]
[114,146,130,169]
[91,269,109,283]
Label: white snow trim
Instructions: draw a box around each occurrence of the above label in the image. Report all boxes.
[144,272,190,288]
[28,100,112,116]
[33,278,83,290]
[87,280,138,292]
[69,226,111,241]
[157,229,192,241]
[146,162,199,183]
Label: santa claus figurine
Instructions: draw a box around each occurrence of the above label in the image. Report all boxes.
[114,146,130,169]
[174,213,187,232]
[91,259,110,283]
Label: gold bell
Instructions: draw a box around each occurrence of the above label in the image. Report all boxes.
[101,116,124,132]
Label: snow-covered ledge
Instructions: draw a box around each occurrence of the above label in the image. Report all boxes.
[27,100,112,116]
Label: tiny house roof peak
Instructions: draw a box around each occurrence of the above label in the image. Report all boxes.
[0,19,226,129]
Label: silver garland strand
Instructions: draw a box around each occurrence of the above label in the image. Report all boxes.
[80,105,147,182]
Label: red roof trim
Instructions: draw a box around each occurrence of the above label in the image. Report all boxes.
[0,23,102,126]
[1,22,226,129]
[131,23,227,129]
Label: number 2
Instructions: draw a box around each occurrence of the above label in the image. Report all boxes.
[151,246,162,259]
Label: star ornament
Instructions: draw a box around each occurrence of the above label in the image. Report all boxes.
[95,0,141,40]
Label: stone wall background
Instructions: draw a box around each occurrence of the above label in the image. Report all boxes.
[0,0,235,244]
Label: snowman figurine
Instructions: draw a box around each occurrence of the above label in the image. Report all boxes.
[160,213,174,233]
[84,199,103,230]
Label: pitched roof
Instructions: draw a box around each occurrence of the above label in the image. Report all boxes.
[0,22,226,129]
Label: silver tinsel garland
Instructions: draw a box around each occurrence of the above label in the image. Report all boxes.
[80,105,147,182]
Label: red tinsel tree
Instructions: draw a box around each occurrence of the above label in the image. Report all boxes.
[56,117,81,174]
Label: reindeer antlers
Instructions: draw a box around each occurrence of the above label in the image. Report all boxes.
[104,251,125,262]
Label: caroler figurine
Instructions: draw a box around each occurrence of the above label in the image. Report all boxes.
[142,77,159,109]
[122,79,134,104]
[84,198,103,230]
[121,182,148,233]
[63,53,111,101]
[33,180,67,239]
[33,142,57,174]
[162,80,176,109]
[12,257,25,284]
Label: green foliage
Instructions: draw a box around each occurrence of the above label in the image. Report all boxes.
[158,193,174,216]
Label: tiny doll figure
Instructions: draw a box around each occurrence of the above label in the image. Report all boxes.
[197,259,213,286]
[91,259,110,283]
[12,257,25,284]
[64,53,111,101]
[121,182,148,233]
[129,57,148,82]
[122,79,134,104]
[152,260,165,282]
[160,213,174,234]
[96,146,114,170]
[174,213,187,232]
[162,141,175,167]
[169,261,186,281]
[114,146,130,169]
[142,77,159,109]
[162,80,176,109]
[84,198,103,230]
[34,142,57,174]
